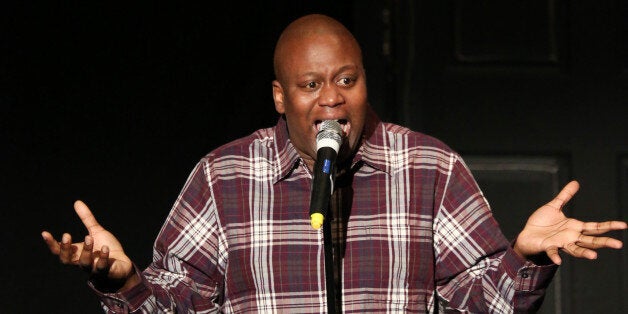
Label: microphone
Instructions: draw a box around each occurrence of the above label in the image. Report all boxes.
[309,120,343,229]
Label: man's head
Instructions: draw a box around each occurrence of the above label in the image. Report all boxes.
[272,14,368,170]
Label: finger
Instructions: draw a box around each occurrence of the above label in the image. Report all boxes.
[546,180,579,210]
[59,233,75,264]
[74,200,104,234]
[577,234,624,250]
[562,242,597,260]
[78,235,94,271]
[582,221,628,235]
[41,231,61,255]
[94,245,110,276]
[545,246,562,265]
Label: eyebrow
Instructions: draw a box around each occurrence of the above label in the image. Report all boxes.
[299,64,361,78]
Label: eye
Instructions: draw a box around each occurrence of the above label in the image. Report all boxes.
[300,81,319,90]
[337,76,356,87]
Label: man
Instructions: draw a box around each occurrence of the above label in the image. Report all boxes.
[42,14,627,313]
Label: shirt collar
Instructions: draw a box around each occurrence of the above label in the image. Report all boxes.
[273,108,390,184]
[273,116,303,183]
[350,108,390,175]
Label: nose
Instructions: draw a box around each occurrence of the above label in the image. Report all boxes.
[318,83,344,107]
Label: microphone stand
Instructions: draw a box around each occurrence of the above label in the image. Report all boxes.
[309,120,343,313]
[323,202,337,314]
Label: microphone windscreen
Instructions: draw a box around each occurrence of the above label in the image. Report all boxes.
[316,120,342,152]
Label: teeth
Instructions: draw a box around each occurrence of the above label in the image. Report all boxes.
[315,119,349,134]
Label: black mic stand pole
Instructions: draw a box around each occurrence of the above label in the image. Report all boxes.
[323,201,337,314]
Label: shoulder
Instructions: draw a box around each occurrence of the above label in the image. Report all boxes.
[199,126,277,167]
[381,121,466,175]
[360,120,463,176]
[379,121,458,156]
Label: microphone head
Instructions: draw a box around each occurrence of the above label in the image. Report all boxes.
[316,120,343,152]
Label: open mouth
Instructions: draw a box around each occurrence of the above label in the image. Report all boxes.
[315,119,349,136]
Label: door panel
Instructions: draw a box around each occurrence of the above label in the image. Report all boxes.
[355,1,627,313]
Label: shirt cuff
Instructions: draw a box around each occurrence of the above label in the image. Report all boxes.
[502,246,558,292]
[87,265,152,313]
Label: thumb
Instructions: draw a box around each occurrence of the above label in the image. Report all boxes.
[546,180,580,211]
[74,200,104,234]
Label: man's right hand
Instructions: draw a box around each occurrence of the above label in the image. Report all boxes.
[42,200,140,292]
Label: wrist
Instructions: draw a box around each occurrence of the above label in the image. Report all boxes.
[513,241,554,265]
[91,269,141,293]
[117,272,141,292]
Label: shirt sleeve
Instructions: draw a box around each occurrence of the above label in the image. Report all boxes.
[433,153,558,313]
[90,159,227,313]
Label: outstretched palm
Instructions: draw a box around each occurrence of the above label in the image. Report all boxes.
[42,200,136,290]
[514,181,626,264]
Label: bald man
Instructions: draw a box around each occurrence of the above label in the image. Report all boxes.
[43,14,626,313]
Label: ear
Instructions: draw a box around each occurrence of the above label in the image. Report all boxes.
[272,80,285,114]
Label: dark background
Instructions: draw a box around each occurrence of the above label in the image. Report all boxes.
[3,1,627,313]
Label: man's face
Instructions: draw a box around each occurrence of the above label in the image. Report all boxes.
[272,33,368,169]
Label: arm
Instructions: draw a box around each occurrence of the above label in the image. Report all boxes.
[101,160,226,313]
[433,156,528,312]
[120,159,227,313]
[433,156,626,313]
[42,160,226,313]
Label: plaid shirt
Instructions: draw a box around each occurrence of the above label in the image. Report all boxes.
[97,111,557,313]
